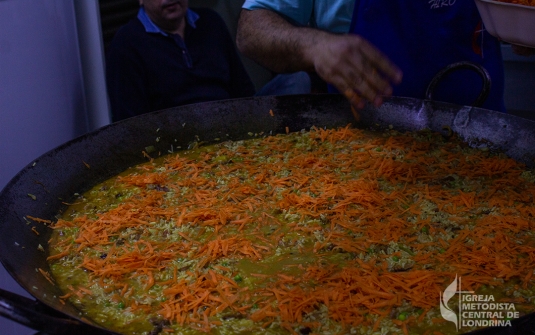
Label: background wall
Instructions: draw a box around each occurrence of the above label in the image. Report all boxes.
[0,1,108,334]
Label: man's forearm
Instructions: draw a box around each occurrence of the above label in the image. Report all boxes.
[236,9,325,73]
[236,8,402,109]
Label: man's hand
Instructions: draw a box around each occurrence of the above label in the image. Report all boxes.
[237,9,402,109]
[309,34,402,108]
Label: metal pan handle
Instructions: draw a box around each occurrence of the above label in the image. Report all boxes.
[425,61,491,107]
[0,288,115,335]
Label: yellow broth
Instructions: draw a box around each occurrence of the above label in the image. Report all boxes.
[46,127,535,335]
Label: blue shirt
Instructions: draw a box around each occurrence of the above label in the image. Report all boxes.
[242,0,354,33]
[137,6,198,68]
[137,6,199,33]
[350,0,504,111]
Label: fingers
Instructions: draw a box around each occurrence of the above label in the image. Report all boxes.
[358,39,403,85]
[340,61,395,109]
[344,88,365,109]
[349,64,392,107]
[344,37,402,107]
[350,105,361,122]
[312,34,403,110]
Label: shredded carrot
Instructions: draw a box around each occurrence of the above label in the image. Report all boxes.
[38,268,55,285]
[26,215,53,225]
[44,126,535,334]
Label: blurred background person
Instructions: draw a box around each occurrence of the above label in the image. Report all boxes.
[106,0,256,122]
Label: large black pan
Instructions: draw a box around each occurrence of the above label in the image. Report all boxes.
[1,94,534,334]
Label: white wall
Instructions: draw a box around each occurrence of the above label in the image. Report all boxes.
[0,1,108,333]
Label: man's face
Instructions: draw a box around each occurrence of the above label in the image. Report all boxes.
[141,0,188,28]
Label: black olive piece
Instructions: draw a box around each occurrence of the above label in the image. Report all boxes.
[300,327,312,335]
[441,125,453,139]
[148,318,170,335]
[149,325,160,334]
[100,253,107,259]
[155,185,170,192]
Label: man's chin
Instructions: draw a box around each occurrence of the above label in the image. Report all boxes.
[163,3,186,18]
[159,7,184,23]
[163,1,184,12]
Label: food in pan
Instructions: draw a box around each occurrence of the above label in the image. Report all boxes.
[44,126,535,335]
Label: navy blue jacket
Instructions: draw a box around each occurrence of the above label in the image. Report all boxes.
[106,8,256,122]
